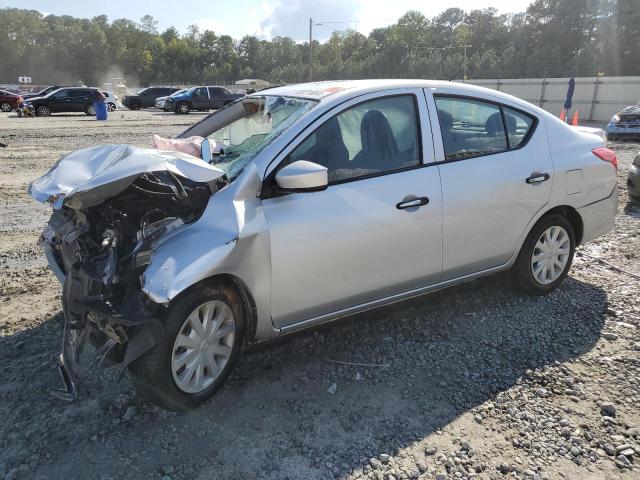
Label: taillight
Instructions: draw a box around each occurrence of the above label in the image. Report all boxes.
[592,147,618,169]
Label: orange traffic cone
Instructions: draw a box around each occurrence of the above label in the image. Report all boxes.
[559,109,566,122]
[571,110,579,126]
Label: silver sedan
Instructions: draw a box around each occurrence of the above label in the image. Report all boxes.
[30,80,618,410]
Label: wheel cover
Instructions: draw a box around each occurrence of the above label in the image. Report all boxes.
[179,104,189,113]
[531,225,570,285]
[171,300,235,394]
[1,102,11,112]
[88,105,95,114]
[38,106,49,115]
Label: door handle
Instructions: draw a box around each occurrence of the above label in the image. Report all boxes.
[396,196,429,210]
[526,173,550,184]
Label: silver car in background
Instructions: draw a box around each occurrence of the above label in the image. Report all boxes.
[30,80,618,410]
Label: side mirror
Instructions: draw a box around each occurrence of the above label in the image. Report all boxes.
[201,138,212,164]
[275,160,328,192]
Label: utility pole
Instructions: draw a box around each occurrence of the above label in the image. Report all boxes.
[309,18,313,81]
[463,44,472,82]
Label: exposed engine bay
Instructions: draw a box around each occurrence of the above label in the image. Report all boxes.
[29,145,226,399]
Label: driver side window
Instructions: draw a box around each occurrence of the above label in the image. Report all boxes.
[289,95,421,183]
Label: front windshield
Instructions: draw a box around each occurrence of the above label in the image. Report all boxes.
[171,89,186,96]
[205,95,317,180]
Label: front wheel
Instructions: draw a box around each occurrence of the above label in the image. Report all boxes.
[513,214,575,295]
[35,105,51,117]
[107,102,116,112]
[128,282,244,411]
[175,102,191,114]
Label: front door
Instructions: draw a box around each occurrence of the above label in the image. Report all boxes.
[428,92,554,279]
[262,91,443,327]
[191,87,209,110]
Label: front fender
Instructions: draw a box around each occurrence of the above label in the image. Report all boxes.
[141,163,276,340]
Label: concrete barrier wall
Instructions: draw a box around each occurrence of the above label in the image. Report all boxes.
[466,76,640,123]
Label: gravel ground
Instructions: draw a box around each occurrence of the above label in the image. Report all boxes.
[0,110,638,480]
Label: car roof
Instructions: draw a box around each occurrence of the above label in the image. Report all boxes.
[262,79,511,100]
[259,79,550,117]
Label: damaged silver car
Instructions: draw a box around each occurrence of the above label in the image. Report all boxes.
[30,80,618,410]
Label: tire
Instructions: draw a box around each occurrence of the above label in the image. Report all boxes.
[175,102,191,114]
[85,104,96,116]
[513,214,576,295]
[128,282,244,411]
[107,102,116,112]
[128,101,141,110]
[1,101,12,112]
[35,105,51,117]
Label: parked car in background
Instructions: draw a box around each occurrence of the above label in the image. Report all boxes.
[28,87,105,116]
[122,86,181,110]
[156,89,186,110]
[606,101,640,141]
[101,91,120,111]
[0,89,23,112]
[166,86,244,114]
[628,151,640,202]
[30,80,618,410]
[22,85,69,100]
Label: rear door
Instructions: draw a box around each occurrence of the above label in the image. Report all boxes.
[262,89,443,327]
[426,91,553,279]
[69,89,90,111]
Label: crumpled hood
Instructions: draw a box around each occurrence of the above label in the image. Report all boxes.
[619,104,640,116]
[28,144,225,209]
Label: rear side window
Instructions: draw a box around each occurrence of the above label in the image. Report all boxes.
[435,96,535,161]
[209,87,223,95]
[435,97,506,160]
[503,106,534,148]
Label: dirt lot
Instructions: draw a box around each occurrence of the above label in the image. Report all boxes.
[0,110,638,480]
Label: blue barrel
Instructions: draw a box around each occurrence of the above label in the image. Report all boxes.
[94,101,108,120]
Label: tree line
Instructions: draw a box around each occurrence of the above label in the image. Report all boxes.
[1,0,639,88]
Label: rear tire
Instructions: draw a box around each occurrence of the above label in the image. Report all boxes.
[1,101,12,112]
[513,214,575,295]
[35,105,51,117]
[85,104,96,116]
[128,282,244,411]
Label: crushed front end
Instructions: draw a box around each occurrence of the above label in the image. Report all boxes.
[29,145,225,399]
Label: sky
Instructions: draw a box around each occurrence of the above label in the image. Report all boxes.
[1,0,533,41]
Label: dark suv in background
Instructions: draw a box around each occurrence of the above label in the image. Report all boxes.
[122,87,180,110]
[28,87,105,116]
[22,85,69,100]
[165,86,244,113]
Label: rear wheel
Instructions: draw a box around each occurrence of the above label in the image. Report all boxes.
[35,105,51,117]
[107,102,116,112]
[85,104,96,115]
[175,102,191,114]
[514,214,575,295]
[1,101,12,112]
[128,282,244,411]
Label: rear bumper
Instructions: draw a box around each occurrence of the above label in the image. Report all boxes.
[628,165,640,198]
[577,185,618,244]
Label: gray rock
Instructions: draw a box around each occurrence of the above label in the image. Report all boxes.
[599,402,616,417]
[602,332,618,341]
[425,446,438,456]
[122,406,137,422]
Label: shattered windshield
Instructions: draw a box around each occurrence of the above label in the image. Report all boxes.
[206,95,317,180]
